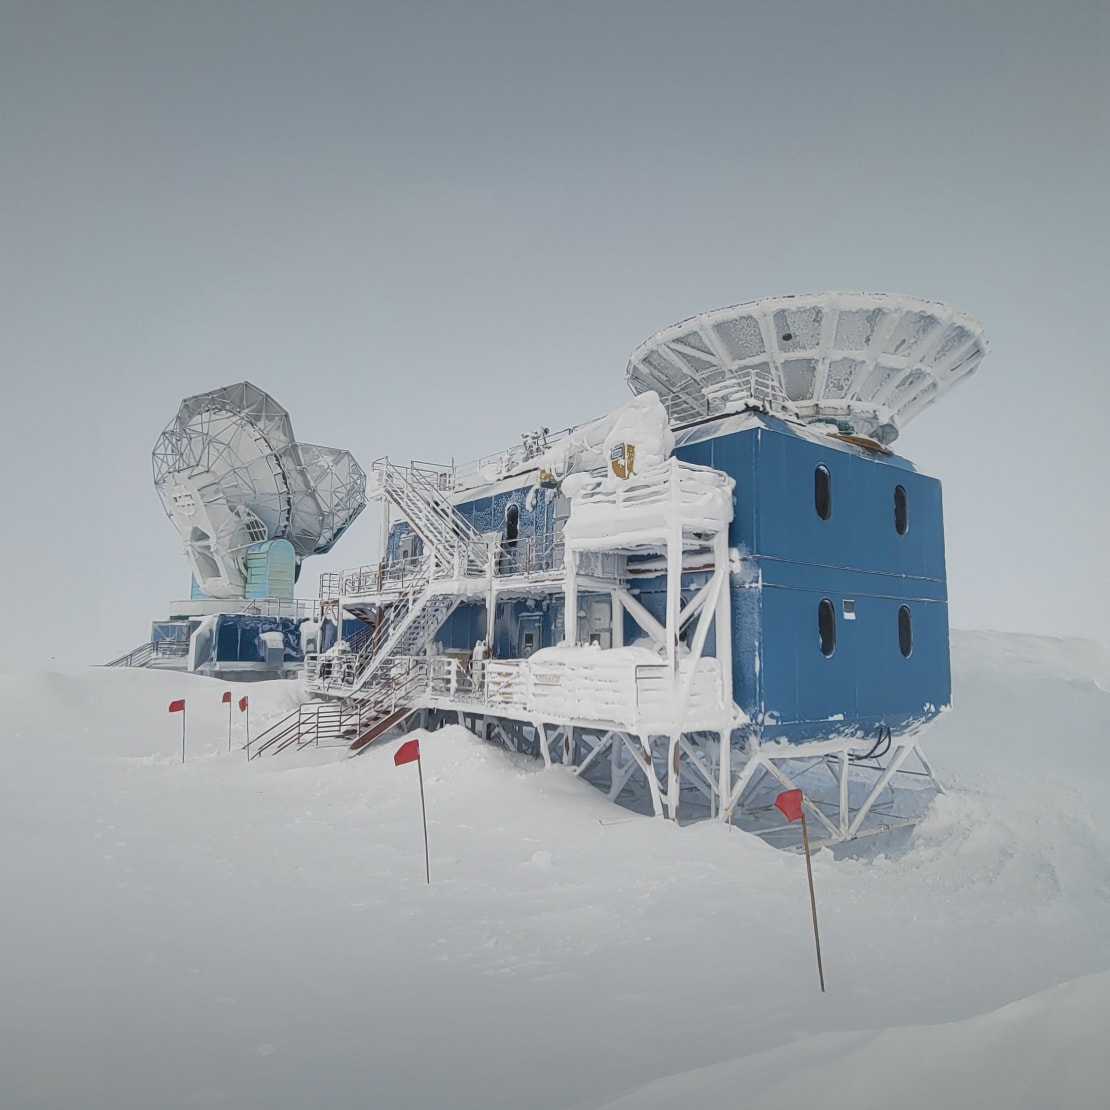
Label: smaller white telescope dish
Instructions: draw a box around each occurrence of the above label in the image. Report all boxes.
[152,382,366,599]
[626,292,987,444]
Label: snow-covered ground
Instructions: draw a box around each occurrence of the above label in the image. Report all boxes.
[3,630,1109,1109]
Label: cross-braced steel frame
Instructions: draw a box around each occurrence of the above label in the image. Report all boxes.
[426,705,941,848]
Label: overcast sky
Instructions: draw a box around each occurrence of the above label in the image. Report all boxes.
[1,0,1106,668]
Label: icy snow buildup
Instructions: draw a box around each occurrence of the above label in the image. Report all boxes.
[602,391,675,473]
[561,392,674,498]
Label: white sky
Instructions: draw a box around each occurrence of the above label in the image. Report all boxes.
[1,0,1107,667]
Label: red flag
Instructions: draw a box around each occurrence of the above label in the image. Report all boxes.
[221,691,232,704]
[168,699,185,713]
[394,737,420,766]
[238,696,249,712]
[775,788,803,823]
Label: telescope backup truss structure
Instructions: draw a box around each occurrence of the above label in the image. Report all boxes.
[626,292,987,444]
[152,382,366,599]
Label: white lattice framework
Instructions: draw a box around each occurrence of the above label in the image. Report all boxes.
[627,292,987,443]
[152,382,366,598]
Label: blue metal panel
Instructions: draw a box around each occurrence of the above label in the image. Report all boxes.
[319,618,365,654]
[676,428,759,552]
[385,523,423,562]
[491,597,564,659]
[757,560,947,603]
[194,615,302,670]
[151,620,193,645]
[438,603,489,653]
[385,484,556,570]
[677,414,951,745]
[453,485,555,541]
[245,539,296,599]
[729,578,763,720]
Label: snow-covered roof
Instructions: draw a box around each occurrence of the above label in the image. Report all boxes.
[626,292,988,445]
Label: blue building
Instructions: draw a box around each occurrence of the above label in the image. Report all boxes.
[675,410,950,749]
[299,293,986,845]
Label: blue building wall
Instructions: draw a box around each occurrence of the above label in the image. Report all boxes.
[320,617,370,653]
[491,597,564,659]
[387,481,564,656]
[451,483,557,542]
[675,417,951,743]
[437,596,568,659]
[438,602,488,653]
[191,614,302,672]
[386,483,557,573]
[380,415,951,746]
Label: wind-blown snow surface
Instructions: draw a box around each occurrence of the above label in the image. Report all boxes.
[3,631,1109,1109]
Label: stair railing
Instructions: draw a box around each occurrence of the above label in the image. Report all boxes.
[104,640,190,668]
[305,555,437,697]
[373,458,490,578]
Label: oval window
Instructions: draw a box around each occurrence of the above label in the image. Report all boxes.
[898,605,913,658]
[505,503,519,543]
[818,598,836,657]
[894,485,908,535]
[814,465,832,520]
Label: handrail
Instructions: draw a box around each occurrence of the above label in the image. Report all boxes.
[451,424,577,484]
[249,705,314,758]
[327,531,562,599]
[104,641,189,668]
[234,597,320,620]
[494,530,564,577]
[321,555,429,600]
[305,557,436,695]
[378,460,488,570]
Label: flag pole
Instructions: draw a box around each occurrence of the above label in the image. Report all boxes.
[227,698,232,753]
[799,810,825,993]
[416,755,430,885]
[239,695,251,760]
[181,705,186,764]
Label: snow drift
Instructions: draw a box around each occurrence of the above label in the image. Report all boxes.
[2,630,1109,1109]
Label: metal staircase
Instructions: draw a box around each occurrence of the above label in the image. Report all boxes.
[304,459,489,704]
[344,589,460,700]
[248,689,419,758]
[372,459,489,576]
[105,641,189,668]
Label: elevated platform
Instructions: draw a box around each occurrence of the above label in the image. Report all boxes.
[563,458,733,552]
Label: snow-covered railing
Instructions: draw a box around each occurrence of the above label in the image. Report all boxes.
[495,531,565,577]
[305,646,723,731]
[452,425,576,485]
[563,459,734,549]
[236,597,319,620]
[324,533,566,601]
[303,652,440,705]
[455,648,724,731]
[320,556,427,599]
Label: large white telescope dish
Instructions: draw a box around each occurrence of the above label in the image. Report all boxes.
[626,292,987,444]
[152,382,366,598]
